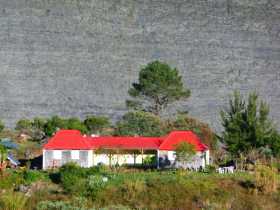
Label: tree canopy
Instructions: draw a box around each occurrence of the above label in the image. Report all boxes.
[44,116,87,136]
[84,115,111,135]
[175,142,196,167]
[163,114,217,151]
[0,120,4,133]
[127,61,190,115]
[221,91,280,157]
[114,111,164,137]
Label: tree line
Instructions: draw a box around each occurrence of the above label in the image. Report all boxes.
[1,60,280,162]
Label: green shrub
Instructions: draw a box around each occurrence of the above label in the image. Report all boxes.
[0,190,28,210]
[0,170,24,189]
[86,175,109,198]
[37,200,132,210]
[255,164,278,194]
[23,170,47,185]
[59,162,87,194]
[143,156,157,165]
[15,119,33,131]
[37,201,79,210]
[204,165,217,173]
[86,165,109,176]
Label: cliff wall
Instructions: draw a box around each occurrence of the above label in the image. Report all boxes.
[0,0,279,130]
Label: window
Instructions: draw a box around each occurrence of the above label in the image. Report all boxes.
[71,150,80,159]
[53,150,62,159]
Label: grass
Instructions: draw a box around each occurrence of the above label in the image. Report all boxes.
[0,166,279,210]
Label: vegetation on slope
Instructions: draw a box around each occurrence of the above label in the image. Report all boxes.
[0,164,279,210]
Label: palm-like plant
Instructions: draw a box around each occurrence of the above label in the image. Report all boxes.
[0,190,28,210]
[0,144,8,174]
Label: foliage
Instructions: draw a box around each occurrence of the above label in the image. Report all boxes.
[0,168,277,210]
[269,130,280,157]
[36,197,100,210]
[23,170,48,185]
[14,115,112,138]
[143,156,157,165]
[127,61,190,115]
[66,118,88,134]
[0,120,4,133]
[15,118,46,141]
[44,116,67,136]
[44,116,88,136]
[0,190,28,210]
[175,142,196,167]
[37,201,77,210]
[0,144,7,174]
[86,175,108,198]
[37,200,131,210]
[221,91,280,157]
[32,118,47,131]
[84,115,111,134]
[164,114,217,150]
[0,170,25,189]
[204,165,217,173]
[114,111,163,136]
[0,144,7,163]
[254,164,278,194]
[15,119,33,131]
[59,162,87,194]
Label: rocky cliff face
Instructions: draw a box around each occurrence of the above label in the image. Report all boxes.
[0,0,279,131]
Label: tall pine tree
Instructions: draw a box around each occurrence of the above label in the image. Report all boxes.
[221,91,280,157]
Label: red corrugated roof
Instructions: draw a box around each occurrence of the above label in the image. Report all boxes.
[87,136,162,150]
[159,130,208,151]
[43,130,208,152]
[43,130,92,150]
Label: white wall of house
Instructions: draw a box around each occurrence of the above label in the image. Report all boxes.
[158,150,210,169]
[43,149,91,169]
[92,153,153,166]
[88,150,93,167]
[43,149,155,169]
[43,149,210,169]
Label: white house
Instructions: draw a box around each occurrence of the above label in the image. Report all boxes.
[42,130,210,170]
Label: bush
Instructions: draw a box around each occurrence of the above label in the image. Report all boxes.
[15,118,47,141]
[59,162,87,194]
[254,164,278,194]
[143,156,157,166]
[204,165,216,173]
[23,170,47,185]
[0,190,28,210]
[15,119,33,131]
[0,170,24,189]
[86,165,110,176]
[37,200,131,210]
[86,175,109,198]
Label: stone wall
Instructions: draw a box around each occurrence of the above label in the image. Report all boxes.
[0,0,279,131]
